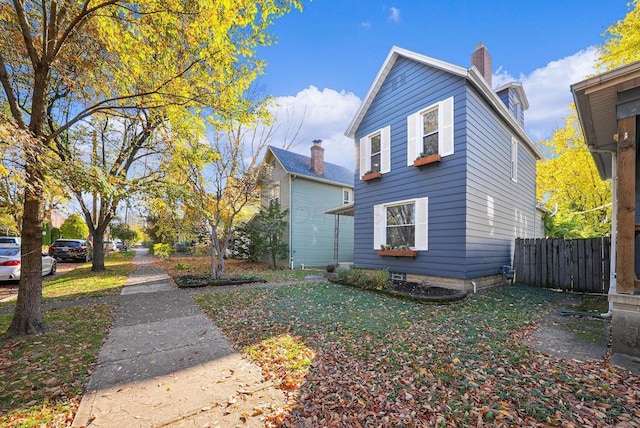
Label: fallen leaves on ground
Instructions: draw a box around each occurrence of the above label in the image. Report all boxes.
[195,284,640,427]
[0,304,114,427]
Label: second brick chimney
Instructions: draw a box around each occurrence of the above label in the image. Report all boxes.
[310,139,324,175]
[471,43,492,88]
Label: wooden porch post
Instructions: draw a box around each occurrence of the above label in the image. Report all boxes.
[616,116,637,294]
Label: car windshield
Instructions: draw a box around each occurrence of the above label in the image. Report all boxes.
[54,241,82,247]
[0,248,19,256]
[0,238,18,243]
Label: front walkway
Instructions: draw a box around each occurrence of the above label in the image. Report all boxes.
[73,248,285,427]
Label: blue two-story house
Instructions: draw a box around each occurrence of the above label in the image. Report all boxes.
[345,44,544,290]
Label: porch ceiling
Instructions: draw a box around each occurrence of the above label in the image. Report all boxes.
[571,61,640,180]
[324,202,354,216]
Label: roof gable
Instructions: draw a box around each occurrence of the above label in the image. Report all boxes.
[345,46,543,160]
[494,82,530,110]
[345,46,467,139]
[266,146,354,187]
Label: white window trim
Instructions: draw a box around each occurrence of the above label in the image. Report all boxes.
[373,197,428,251]
[359,125,391,178]
[407,96,454,165]
[511,137,518,182]
[343,188,353,204]
[269,181,281,203]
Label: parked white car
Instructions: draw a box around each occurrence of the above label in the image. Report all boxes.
[103,240,117,252]
[0,236,21,246]
[0,246,57,281]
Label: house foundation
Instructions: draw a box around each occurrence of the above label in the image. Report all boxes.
[609,293,640,357]
[406,273,504,292]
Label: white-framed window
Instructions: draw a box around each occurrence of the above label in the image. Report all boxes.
[511,137,518,182]
[373,197,428,250]
[359,125,391,178]
[343,188,353,204]
[390,272,406,281]
[407,96,454,165]
[269,181,280,203]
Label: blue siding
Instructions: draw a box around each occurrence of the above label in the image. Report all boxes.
[496,87,525,127]
[465,86,538,277]
[352,53,538,281]
[354,57,468,278]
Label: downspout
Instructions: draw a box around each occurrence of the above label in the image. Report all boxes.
[334,214,340,262]
[598,150,617,318]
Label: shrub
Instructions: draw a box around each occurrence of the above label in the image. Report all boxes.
[189,242,210,256]
[153,243,172,258]
[174,262,193,271]
[336,266,390,291]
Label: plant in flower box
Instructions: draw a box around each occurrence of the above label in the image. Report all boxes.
[361,169,382,181]
[414,150,441,166]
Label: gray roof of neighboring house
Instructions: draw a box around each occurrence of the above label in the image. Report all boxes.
[267,146,354,187]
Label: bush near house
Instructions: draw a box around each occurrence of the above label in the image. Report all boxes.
[336,266,391,290]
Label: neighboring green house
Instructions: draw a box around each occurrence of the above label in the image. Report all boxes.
[262,142,354,268]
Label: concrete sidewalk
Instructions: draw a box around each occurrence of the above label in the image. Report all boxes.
[73,248,285,427]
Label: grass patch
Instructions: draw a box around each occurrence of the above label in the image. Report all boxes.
[155,255,324,283]
[568,294,608,313]
[195,283,639,426]
[0,304,114,427]
[0,252,135,306]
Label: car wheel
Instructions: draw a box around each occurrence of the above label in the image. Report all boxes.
[49,260,57,275]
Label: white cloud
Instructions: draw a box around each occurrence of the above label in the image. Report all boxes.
[360,20,372,29]
[388,7,401,22]
[267,86,361,170]
[493,46,601,141]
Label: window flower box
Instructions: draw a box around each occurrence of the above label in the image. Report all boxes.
[361,171,382,181]
[413,153,441,167]
[376,249,418,257]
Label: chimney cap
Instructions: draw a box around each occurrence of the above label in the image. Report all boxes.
[312,139,322,145]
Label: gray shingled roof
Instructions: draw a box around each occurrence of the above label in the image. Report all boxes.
[267,146,354,187]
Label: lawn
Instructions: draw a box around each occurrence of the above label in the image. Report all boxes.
[0,252,135,427]
[42,251,135,300]
[195,282,640,427]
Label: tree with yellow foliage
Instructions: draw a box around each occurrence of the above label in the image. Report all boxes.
[0,0,302,336]
[154,110,274,279]
[599,0,640,69]
[537,110,612,237]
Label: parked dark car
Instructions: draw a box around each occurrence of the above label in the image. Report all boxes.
[48,239,93,262]
[115,240,128,251]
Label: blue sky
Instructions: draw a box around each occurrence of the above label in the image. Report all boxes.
[253,0,631,170]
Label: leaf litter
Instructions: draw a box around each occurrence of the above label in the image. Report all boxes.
[195,283,639,427]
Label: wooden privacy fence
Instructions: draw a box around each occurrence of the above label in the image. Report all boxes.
[513,237,611,293]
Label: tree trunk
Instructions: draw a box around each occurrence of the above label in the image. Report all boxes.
[92,233,106,271]
[5,64,49,337]
[210,225,224,280]
[5,172,46,336]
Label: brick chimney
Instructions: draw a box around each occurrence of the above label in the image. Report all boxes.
[471,43,492,88]
[310,139,324,175]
